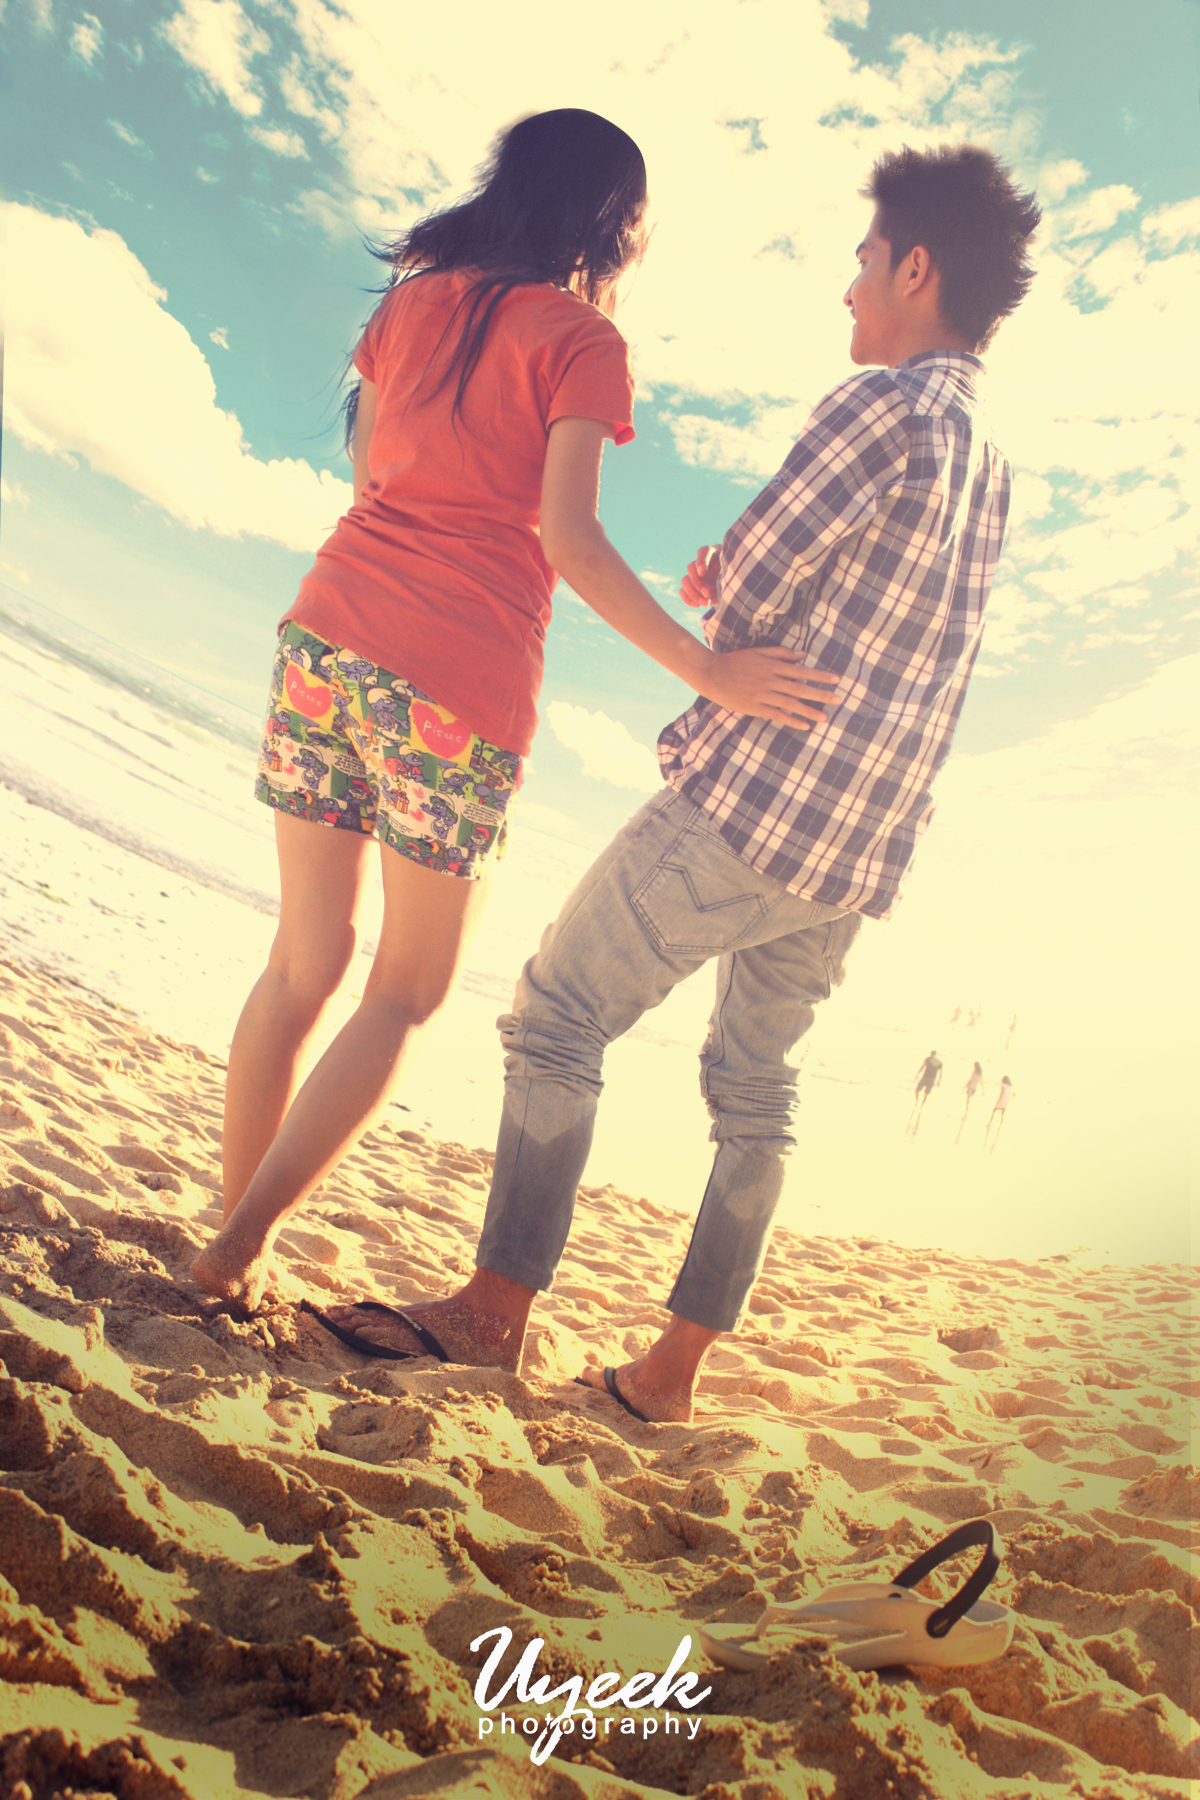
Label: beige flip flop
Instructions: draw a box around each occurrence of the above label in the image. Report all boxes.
[698,1519,1014,1672]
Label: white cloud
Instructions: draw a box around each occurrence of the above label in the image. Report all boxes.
[665,400,812,482]
[639,567,681,598]
[978,582,1054,661]
[277,51,340,136]
[234,0,1196,673]
[40,0,1197,683]
[108,118,149,154]
[546,702,661,791]
[262,3,1036,397]
[287,184,355,239]
[247,122,308,158]
[159,0,270,119]
[1005,473,1054,529]
[4,203,352,552]
[1036,158,1088,204]
[979,229,1200,649]
[209,325,229,348]
[69,11,102,61]
[1052,184,1140,240]
[1141,197,1200,251]
[0,478,32,507]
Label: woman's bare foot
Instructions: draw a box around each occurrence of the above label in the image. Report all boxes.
[192,1217,278,1313]
[320,1268,536,1371]
[577,1314,722,1425]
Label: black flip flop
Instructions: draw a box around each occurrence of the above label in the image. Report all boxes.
[573,1365,651,1424]
[300,1297,452,1363]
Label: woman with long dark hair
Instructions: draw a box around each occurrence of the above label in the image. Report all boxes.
[193,109,834,1311]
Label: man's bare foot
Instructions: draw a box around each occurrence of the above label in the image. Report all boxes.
[577,1314,722,1425]
[320,1268,536,1371]
[577,1356,696,1424]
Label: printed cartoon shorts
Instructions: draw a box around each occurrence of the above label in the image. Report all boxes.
[254,622,522,878]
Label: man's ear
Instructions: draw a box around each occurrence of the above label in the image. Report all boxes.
[902,244,937,298]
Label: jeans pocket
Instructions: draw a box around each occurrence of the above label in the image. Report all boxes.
[631,837,773,954]
[821,910,863,992]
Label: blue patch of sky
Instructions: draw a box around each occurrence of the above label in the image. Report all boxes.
[725,116,768,153]
[1,1,365,470]
[828,0,1199,209]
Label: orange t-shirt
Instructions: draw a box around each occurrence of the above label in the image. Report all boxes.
[285,270,635,755]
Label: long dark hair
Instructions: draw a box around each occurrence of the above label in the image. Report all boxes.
[343,108,647,446]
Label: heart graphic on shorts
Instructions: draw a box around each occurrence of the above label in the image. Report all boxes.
[411,702,471,761]
[285,663,333,720]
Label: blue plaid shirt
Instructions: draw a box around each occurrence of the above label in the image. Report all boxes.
[658,352,1011,920]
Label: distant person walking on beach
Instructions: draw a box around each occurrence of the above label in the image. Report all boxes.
[1005,1012,1018,1049]
[193,112,822,1311]
[315,144,1041,1419]
[907,1049,943,1136]
[915,1052,943,1104]
[955,1061,984,1143]
[986,1076,1014,1148]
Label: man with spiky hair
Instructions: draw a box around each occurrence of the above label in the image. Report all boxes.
[323,146,1041,1422]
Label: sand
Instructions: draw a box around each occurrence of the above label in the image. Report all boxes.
[0,954,1195,1799]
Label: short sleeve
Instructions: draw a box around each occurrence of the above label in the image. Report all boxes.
[352,297,388,383]
[546,327,635,445]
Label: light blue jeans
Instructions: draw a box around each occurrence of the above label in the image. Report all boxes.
[476,788,862,1331]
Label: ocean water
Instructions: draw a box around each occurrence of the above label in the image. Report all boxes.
[0,582,716,1195]
[0,584,1189,1267]
[0,585,279,903]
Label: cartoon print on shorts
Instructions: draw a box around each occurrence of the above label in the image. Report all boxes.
[400,837,470,876]
[332,649,377,686]
[363,683,411,738]
[255,621,520,876]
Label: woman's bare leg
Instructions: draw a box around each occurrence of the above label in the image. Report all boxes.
[221,811,374,1221]
[194,837,490,1310]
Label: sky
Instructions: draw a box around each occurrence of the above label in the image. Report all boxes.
[1,0,1197,1252]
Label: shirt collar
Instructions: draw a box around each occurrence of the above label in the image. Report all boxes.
[897,350,985,373]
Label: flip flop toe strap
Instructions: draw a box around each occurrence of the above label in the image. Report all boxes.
[352,1300,451,1363]
[300,1298,450,1363]
[892,1519,1002,1638]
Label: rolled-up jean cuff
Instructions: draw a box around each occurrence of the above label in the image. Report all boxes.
[475,1248,556,1293]
[663,1277,747,1334]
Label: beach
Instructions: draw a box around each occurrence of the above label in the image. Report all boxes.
[0,585,1191,1274]
[4,6,1198,1789]
[0,953,1195,1798]
[0,584,1196,1797]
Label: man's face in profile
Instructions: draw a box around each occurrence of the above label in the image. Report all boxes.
[844,211,901,366]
